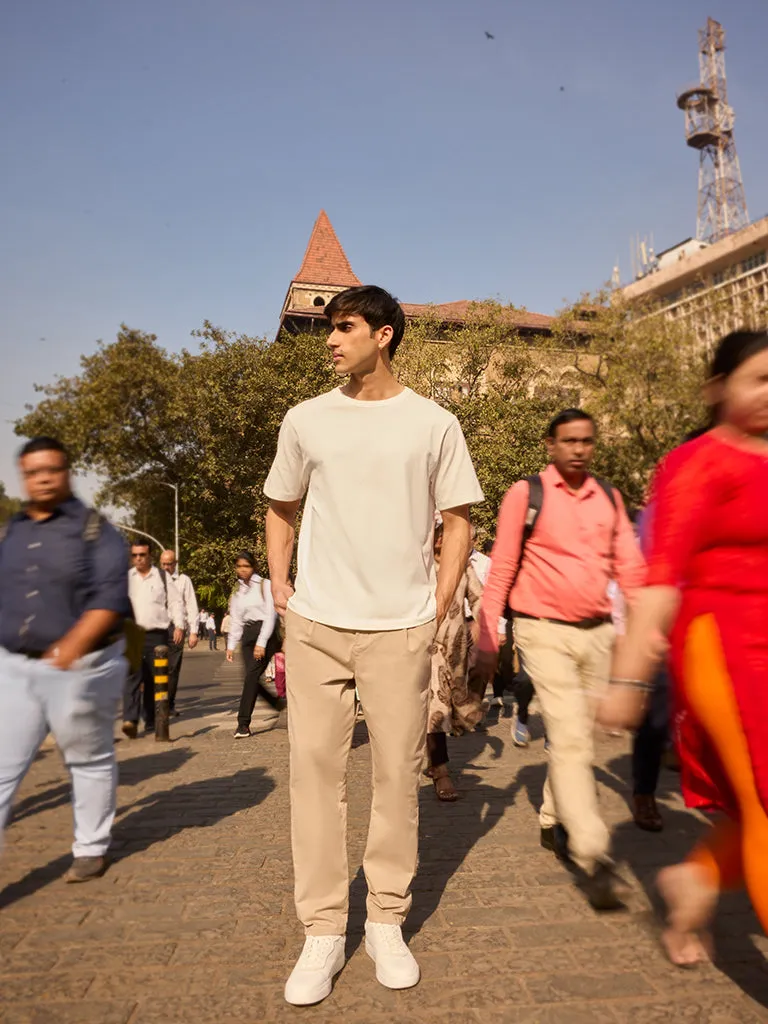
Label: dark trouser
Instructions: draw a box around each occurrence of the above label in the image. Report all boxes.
[166,630,184,712]
[427,731,448,769]
[123,630,168,731]
[237,621,281,730]
[493,622,535,725]
[632,668,669,796]
[208,628,217,650]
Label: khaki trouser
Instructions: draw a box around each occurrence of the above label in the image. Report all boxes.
[513,618,615,873]
[284,608,434,935]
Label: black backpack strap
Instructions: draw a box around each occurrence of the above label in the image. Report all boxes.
[82,508,103,543]
[159,567,169,609]
[592,476,620,565]
[520,474,544,564]
[593,477,617,510]
[504,474,544,620]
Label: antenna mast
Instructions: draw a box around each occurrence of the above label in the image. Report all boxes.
[677,17,749,243]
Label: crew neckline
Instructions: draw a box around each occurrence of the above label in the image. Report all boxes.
[335,385,411,406]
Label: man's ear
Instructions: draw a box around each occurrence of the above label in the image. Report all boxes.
[376,325,394,352]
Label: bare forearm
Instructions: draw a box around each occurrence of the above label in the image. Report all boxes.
[436,510,472,622]
[611,585,680,681]
[51,610,121,662]
[266,502,297,585]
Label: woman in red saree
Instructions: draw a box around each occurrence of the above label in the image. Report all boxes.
[600,329,768,966]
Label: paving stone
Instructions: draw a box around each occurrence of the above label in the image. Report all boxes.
[1,1003,136,1024]
[0,649,763,1024]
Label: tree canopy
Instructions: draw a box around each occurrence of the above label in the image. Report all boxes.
[15,297,715,604]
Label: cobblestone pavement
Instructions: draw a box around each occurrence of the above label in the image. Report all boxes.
[1,649,767,1023]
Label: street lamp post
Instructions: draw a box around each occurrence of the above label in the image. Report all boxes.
[156,482,179,562]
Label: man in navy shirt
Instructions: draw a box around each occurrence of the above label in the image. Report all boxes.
[0,436,130,882]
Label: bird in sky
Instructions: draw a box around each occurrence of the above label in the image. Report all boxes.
[485,31,495,39]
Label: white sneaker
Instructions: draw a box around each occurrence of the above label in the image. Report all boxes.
[365,922,420,990]
[284,935,345,1006]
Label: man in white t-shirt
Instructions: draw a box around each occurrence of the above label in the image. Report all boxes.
[265,285,483,1006]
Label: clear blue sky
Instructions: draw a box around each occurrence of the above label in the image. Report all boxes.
[2,0,767,497]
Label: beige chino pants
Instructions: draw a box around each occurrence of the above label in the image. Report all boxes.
[284,608,435,936]
[513,618,615,873]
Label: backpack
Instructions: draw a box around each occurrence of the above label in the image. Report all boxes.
[518,473,619,568]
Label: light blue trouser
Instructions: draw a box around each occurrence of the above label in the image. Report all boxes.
[0,642,126,858]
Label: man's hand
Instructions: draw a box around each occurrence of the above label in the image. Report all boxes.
[43,640,80,671]
[254,645,266,660]
[475,648,498,682]
[173,628,183,646]
[226,650,234,663]
[498,630,507,648]
[272,580,295,617]
[597,684,648,733]
[188,633,198,650]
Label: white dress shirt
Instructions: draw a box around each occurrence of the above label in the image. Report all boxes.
[468,548,506,633]
[171,571,199,634]
[129,566,185,632]
[228,576,277,651]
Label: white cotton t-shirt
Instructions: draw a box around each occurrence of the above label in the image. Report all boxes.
[264,386,484,630]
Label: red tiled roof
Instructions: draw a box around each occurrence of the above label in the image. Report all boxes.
[402,300,555,332]
[293,211,361,287]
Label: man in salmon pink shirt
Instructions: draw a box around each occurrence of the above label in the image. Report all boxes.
[477,409,645,910]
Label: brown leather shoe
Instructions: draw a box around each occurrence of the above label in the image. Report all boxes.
[633,794,663,832]
[121,721,138,740]
[66,856,110,883]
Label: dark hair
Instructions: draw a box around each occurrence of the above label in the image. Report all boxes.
[17,436,70,465]
[547,408,595,439]
[131,541,150,553]
[711,329,768,379]
[481,538,494,555]
[234,550,256,568]
[325,285,406,358]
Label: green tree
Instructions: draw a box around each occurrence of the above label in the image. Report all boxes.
[0,482,22,524]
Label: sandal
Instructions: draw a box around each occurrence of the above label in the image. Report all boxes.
[429,764,459,802]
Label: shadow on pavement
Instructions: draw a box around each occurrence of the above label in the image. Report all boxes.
[9,748,198,828]
[606,752,768,1009]
[1,766,274,911]
[111,765,276,860]
[118,747,197,786]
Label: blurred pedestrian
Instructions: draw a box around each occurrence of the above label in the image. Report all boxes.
[601,329,768,965]
[426,523,485,801]
[0,437,130,882]
[158,550,199,716]
[226,551,281,737]
[478,409,645,911]
[221,610,231,649]
[206,612,217,650]
[124,543,184,737]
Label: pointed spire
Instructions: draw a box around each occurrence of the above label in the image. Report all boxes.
[293,210,361,287]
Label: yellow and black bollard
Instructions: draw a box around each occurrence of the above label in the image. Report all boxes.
[153,645,171,742]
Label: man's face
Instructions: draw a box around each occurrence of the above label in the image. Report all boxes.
[160,555,177,574]
[131,546,152,572]
[546,419,596,477]
[19,449,70,506]
[326,312,391,377]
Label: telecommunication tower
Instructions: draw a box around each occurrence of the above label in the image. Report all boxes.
[676,17,749,244]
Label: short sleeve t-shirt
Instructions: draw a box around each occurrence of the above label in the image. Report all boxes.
[264,386,484,630]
